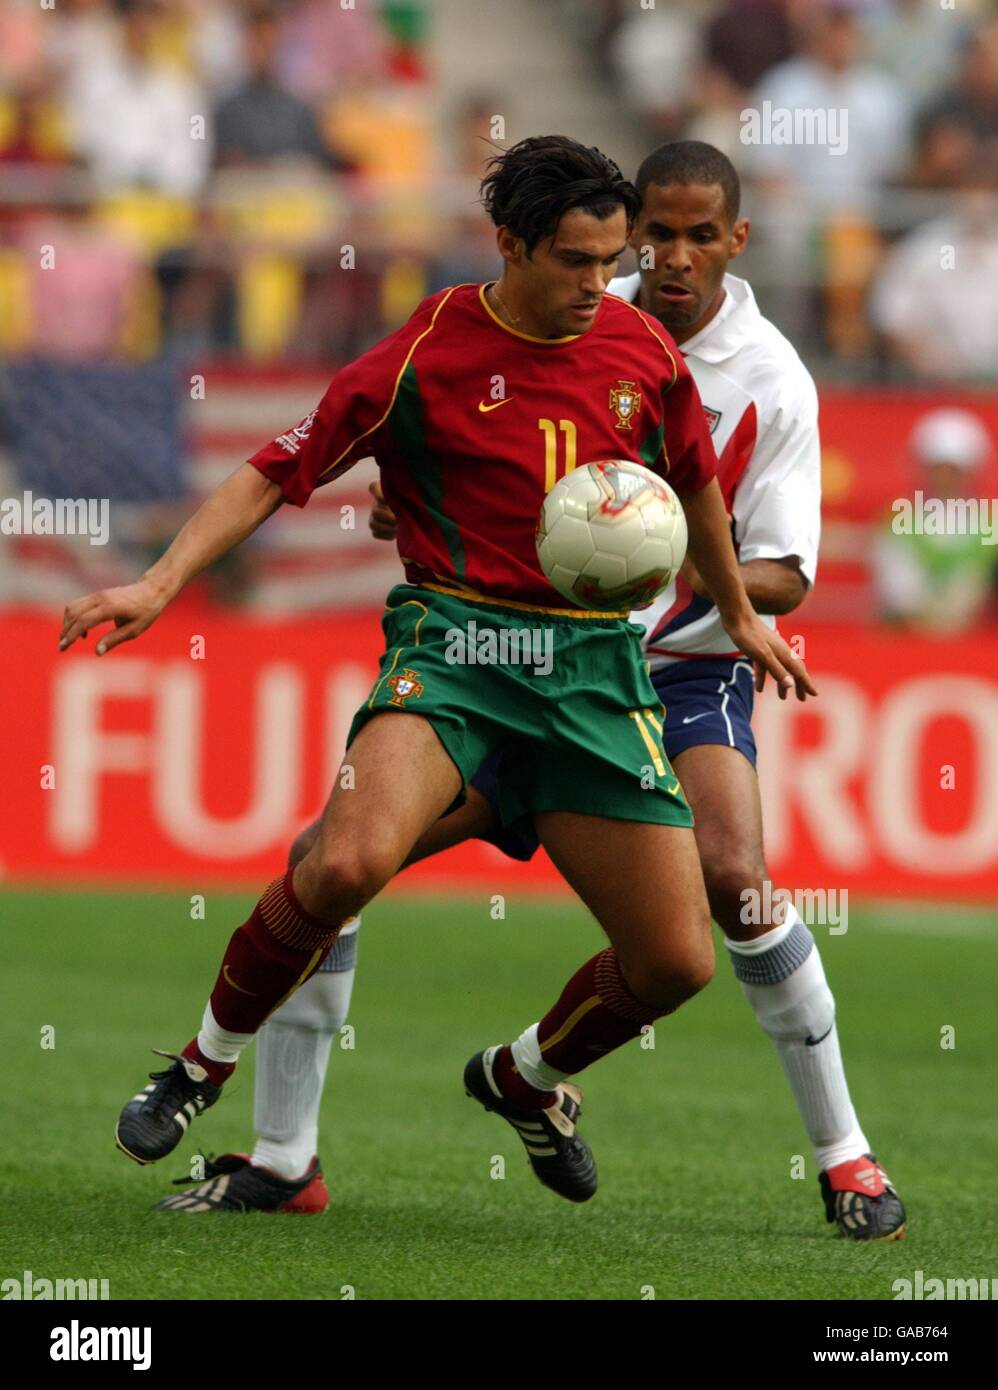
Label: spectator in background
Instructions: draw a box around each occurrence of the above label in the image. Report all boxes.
[685,0,796,162]
[873,408,997,631]
[63,0,209,197]
[913,16,998,188]
[16,193,143,360]
[745,2,910,213]
[608,2,703,141]
[866,0,968,110]
[741,2,911,356]
[276,0,389,101]
[870,158,998,381]
[705,0,796,94]
[214,7,342,170]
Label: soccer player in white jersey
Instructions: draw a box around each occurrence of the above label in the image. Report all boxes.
[159,142,904,1241]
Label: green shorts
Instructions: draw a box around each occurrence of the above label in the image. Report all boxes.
[348,583,692,831]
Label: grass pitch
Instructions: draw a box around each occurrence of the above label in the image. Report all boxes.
[1,887,994,1301]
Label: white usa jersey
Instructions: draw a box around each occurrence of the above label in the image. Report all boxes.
[609,271,821,667]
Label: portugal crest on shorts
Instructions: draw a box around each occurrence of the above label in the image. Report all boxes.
[609,379,642,430]
[387,668,424,707]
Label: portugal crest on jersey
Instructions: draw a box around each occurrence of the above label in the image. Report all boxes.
[387,668,424,707]
[609,380,642,430]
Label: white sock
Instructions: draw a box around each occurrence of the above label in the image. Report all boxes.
[725,907,870,1172]
[251,921,358,1181]
[510,1023,567,1093]
[197,1002,254,1066]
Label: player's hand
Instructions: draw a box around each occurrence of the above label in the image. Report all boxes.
[723,608,817,701]
[59,577,169,656]
[368,479,398,542]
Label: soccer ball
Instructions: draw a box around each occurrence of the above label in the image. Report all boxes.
[536,460,688,610]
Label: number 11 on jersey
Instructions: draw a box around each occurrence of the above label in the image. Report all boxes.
[539,418,577,491]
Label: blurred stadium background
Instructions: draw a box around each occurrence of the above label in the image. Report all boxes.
[1,0,996,1301]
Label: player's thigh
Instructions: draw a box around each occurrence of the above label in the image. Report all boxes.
[402,786,497,866]
[671,743,767,936]
[303,712,462,883]
[534,811,713,1000]
[293,782,494,875]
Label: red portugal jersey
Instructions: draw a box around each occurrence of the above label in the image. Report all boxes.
[249,282,718,607]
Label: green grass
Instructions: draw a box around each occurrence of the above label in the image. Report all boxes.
[0,888,994,1301]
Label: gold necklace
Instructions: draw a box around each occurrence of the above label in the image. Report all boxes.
[489,281,521,327]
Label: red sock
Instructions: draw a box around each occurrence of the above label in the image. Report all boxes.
[538,947,670,1072]
[493,949,672,1110]
[181,1040,235,1089]
[494,1045,558,1110]
[206,869,344,1035]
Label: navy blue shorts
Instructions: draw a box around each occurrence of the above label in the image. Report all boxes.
[654,657,757,768]
[468,657,756,862]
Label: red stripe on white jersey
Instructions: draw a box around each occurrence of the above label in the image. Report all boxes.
[719,401,758,510]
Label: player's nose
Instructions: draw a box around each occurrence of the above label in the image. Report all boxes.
[663,240,694,273]
[580,268,609,296]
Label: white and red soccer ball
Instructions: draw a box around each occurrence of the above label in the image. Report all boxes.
[536,459,688,611]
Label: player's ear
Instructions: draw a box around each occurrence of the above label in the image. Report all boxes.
[727,218,750,261]
[495,225,522,265]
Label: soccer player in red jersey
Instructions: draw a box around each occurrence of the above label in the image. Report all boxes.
[60,136,814,1204]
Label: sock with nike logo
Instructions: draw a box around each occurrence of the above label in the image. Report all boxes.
[725,907,869,1170]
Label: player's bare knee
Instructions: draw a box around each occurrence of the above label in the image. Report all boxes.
[297,842,393,919]
[704,860,766,939]
[624,937,715,1011]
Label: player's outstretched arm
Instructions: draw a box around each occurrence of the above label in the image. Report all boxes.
[59,463,283,656]
[677,478,817,701]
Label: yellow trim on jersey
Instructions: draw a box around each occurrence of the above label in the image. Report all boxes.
[421,580,628,621]
[478,283,582,345]
[603,292,679,389]
[316,284,465,485]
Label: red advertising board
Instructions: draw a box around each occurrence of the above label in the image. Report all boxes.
[2,611,996,901]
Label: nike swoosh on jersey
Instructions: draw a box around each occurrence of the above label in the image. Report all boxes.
[681,711,712,724]
[478,397,515,412]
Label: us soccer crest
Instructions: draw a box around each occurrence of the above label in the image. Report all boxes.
[609,379,642,430]
[387,668,424,707]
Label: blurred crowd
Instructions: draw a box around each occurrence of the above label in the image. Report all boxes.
[0,0,455,362]
[0,0,995,377]
[594,0,998,380]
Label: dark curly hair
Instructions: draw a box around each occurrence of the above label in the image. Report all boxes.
[480,135,639,255]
